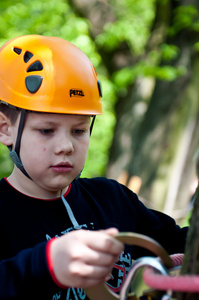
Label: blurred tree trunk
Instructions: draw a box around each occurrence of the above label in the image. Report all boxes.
[68,0,136,73]
[177,183,199,300]
[106,0,171,180]
[106,0,199,213]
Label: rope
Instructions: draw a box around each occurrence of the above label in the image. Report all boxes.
[143,254,199,292]
[169,253,184,266]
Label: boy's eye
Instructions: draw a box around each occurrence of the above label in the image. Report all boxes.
[72,129,86,135]
[40,129,54,135]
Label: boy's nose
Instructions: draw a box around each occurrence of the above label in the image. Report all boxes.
[54,135,74,155]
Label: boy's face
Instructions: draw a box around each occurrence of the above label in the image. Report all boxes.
[9,112,91,198]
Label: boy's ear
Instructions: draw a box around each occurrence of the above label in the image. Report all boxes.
[0,112,13,146]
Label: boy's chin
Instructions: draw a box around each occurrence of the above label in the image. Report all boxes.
[50,177,76,192]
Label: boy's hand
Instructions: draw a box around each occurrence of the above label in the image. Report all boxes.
[50,228,124,288]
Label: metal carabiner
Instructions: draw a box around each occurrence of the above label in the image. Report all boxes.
[120,256,169,300]
[85,232,172,300]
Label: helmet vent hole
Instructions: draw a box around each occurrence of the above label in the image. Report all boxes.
[25,75,43,93]
[24,51,33,63]
[27,61,43,72]
[13,47,22,55]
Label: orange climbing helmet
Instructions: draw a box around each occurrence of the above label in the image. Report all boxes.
[0,34,102,115]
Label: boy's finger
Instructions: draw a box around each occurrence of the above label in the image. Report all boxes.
[103,227,119,236]
[86,231,124,255]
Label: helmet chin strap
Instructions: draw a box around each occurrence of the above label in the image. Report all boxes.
[90,116,96,135]
[9,109,32,179]
[75,116,96,180]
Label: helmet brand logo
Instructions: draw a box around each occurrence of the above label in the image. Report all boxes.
[70,89,85,97]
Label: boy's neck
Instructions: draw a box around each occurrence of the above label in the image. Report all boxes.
[7,169,69,200]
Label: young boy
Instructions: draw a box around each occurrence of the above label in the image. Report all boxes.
[0,35,188,300]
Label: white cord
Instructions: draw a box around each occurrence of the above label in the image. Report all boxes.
[60,191,80,228]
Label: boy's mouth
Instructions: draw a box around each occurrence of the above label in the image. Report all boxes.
[51,162,73,173]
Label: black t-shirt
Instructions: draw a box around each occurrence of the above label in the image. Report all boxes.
[0,177,188,299]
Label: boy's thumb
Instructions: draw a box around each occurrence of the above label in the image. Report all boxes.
[103,227,119,237]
